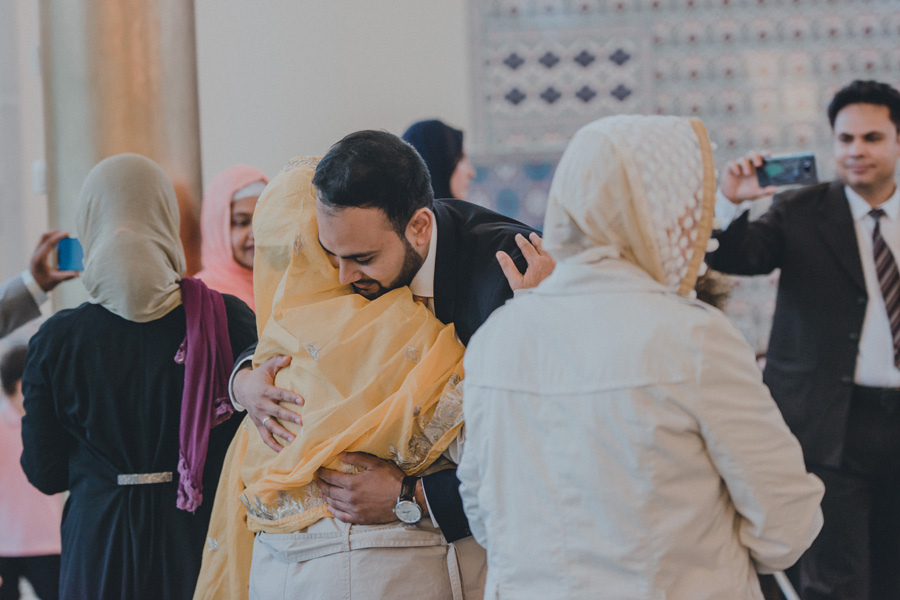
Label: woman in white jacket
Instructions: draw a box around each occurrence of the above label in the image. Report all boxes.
[457,115,824,600]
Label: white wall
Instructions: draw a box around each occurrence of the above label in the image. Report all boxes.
[195,1,472,183]
[0,1,48,284]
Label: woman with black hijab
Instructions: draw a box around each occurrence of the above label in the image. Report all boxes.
[402,119,476,200]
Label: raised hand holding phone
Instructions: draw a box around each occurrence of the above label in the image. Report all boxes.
[29,230,80,292]
[720,150,779,205]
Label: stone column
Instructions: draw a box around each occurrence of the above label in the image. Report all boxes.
[40,0,202,308]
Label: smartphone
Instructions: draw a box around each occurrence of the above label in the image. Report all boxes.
[57,237,84,271]
[756,153,818,188]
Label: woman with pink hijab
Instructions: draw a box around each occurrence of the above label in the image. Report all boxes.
[195,165,269,310]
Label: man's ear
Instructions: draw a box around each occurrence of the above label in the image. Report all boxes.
[406,208,433,249]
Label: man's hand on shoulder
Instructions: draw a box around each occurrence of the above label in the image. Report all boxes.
[233,355,304,452]
[496,232,556,291]
[720,150,778,204]
[316,452,426,524]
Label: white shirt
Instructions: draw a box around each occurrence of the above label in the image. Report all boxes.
[458,257,824,600]
[20,269,49,306]
[408,211,438,311]
[713,186,900,386]
[409,218,467,524]
[844,185,900,386]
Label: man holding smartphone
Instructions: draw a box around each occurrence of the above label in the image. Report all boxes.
[0,230,80,338]
[707,80,900,600]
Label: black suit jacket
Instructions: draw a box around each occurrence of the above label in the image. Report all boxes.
[235,199,536,541]
[431,199,535,345]
[706,181,867,467]
[421,199,535,541]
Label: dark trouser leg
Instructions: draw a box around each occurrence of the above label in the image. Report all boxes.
[799,464,870,600]
[867,404,900,600]
[20,555,60,600]
[870,477,900,599]
[0,557,22,600]
[801,387,900,600]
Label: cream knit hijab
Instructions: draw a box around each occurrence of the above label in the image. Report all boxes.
[77,153,186,322]
[543,115,716,295]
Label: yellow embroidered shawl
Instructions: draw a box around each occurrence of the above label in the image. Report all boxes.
[194,158,465,600]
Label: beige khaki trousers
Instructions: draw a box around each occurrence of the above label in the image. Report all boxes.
[249,517,486,600]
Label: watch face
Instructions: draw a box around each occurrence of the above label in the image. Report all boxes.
[394,500,422,524]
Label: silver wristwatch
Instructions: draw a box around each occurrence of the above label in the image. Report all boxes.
[393,475,423,524]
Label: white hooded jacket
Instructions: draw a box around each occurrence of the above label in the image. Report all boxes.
[457,115,824,600]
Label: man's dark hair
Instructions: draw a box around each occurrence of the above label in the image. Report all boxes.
[312,130,434,235]
[828,80,900,131]
[0,344,27,397]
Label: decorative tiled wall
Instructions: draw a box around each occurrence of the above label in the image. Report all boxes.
[467,161,557,229]
[467,0,900,351]
[470,0,900,164]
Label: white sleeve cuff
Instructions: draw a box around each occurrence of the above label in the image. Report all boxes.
[714,190,750,232]
[21,270,48,307]
[228,355,254,411]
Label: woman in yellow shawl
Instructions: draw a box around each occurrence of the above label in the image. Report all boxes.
[195,158,477,600]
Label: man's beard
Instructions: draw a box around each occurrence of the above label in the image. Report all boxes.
[352,237,424,300]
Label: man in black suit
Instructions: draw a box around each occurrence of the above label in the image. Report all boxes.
[230,130,552,547]
[707,80,900,600]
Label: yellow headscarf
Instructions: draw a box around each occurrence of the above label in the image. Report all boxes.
[78,153,186,322]
[194,158,465,600]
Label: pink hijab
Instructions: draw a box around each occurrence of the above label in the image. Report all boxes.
[195,165,268,310]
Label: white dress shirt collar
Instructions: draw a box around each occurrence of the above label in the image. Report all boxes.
[409,209,438,300]
[845,184,900,222]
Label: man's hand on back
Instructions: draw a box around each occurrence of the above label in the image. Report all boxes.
[233,355,304,452]
[316,452,424,524]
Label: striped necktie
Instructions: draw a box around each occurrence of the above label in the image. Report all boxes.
[869,208,900,368]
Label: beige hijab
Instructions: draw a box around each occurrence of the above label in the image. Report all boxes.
[543,115,716,295]
[77,153,186,322]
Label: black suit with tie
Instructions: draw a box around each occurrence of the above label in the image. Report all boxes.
[708,182,866,467]
[707,181,900,599]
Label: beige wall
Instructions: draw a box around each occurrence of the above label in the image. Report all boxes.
[0,1,48,284]
[195,0,472,182]
[2,1,471,282]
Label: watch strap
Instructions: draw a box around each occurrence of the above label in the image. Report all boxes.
[399,475,419,502]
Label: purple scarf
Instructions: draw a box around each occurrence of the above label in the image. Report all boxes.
[175,277,235,512]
